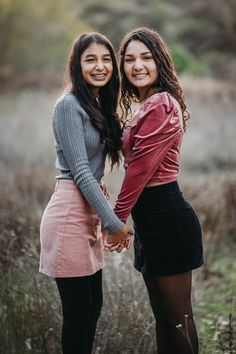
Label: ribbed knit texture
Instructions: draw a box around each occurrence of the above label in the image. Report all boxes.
[52,92,124,234]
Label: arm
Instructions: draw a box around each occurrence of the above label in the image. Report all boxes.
[53,97,125,234]
[114,98,182,222]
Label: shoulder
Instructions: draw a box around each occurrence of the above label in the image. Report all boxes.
[140,92,180,114]
[137,92,182,133]
[54,92,80,109]
[53,92,88,121]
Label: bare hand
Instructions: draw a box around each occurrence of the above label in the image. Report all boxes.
[109,237,133,253]
[106,225,133,245]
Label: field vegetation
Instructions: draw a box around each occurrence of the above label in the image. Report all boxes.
[0,1,236,352]
[0,79,235,353]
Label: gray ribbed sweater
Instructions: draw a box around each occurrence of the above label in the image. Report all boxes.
[52,92,124,234]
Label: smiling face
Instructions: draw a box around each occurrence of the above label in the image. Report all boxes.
[80,42,113,97]
[124,40,158,99]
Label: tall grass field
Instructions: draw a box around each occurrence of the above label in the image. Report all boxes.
[0,78,235,353]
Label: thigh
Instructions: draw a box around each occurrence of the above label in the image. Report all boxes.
[132,183,203,277]
[56,276,93,321]
[90,270,103,306]
[143,272,193,323]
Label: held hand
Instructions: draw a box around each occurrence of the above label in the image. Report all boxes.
[115,237,133,253]
[101,228,106,242]
[106,225,133,245]
[102,231,120,252]
[105,236,133,253]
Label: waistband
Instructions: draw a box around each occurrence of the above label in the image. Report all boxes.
[54,179,109,199]
[54,179,76,191]
[142,180,180,195]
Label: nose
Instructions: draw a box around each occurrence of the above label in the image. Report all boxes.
[95,60,104,70]
[134,59,144,71]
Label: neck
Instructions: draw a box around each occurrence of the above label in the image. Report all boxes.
[138,87,159,102]
[90,86,100,98]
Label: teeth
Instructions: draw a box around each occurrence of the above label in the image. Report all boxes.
[92,75,106,79]
[133,74,147,78]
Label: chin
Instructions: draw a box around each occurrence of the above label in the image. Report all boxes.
[91,81,107,87]
[134,83,150,88]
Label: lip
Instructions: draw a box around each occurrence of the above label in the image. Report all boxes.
[132,73,148,79]
[91,73,108,80]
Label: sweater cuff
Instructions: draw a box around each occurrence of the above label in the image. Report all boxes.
[104,218,125,234]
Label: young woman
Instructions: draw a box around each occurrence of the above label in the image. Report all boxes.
[39,32,132,354]
[109,27,204,354]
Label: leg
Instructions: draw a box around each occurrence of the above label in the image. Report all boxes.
[143,272,198,354]
[56,275,93,354]
[87,270,103,353]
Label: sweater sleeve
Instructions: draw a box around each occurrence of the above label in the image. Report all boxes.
[53,97,124,234]
[114,96,182,223]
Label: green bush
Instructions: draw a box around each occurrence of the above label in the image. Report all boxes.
[170,44,208,76]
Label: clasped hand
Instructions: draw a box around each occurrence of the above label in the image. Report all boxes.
[103,225,133,253]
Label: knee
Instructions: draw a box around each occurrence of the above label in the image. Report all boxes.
[157,312,193,330]
[93,292,103,319]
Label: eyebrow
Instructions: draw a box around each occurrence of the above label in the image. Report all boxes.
[125,51,151,56]
[84,53,111,58]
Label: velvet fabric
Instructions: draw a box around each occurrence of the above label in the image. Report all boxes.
[114,92,183,223]
[132,181,204,276]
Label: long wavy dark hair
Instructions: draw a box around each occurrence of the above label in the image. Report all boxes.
[119,27,190,131]
[65,32,122,167]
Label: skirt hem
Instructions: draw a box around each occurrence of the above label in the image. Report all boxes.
[39,261,105,278]
[134,260,204,277]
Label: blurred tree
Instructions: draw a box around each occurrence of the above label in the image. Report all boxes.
[168,0,236,77]
[0,0,89,80]
[79,0,236,78]
[173,0,236,54]
[79,0,179,47]
[0,0,236,82]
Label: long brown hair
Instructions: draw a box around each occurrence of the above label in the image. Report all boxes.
[119,27,190,130]
[66,32,122,167]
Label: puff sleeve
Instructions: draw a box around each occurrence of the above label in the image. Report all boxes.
[114,95,182,222]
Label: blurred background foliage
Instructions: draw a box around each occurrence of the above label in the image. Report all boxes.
[0,0,236,88]
[0,0,89,86]
[0,1,236,353]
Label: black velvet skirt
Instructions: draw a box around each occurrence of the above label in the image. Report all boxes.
[131,181,204,276]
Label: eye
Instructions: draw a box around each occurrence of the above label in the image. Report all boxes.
[125,58,134,62]
[85,58,96,63]
[103,57,112,62]
[143,56,153,60]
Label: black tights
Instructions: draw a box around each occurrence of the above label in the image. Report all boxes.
[55,270,103,354]
[143,272,198,354]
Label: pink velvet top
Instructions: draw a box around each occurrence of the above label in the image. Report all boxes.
[114,92,184,223]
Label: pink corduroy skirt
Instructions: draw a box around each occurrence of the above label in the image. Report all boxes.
[39,180,105,278]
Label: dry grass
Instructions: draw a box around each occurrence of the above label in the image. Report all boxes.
[0,78,236,353]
